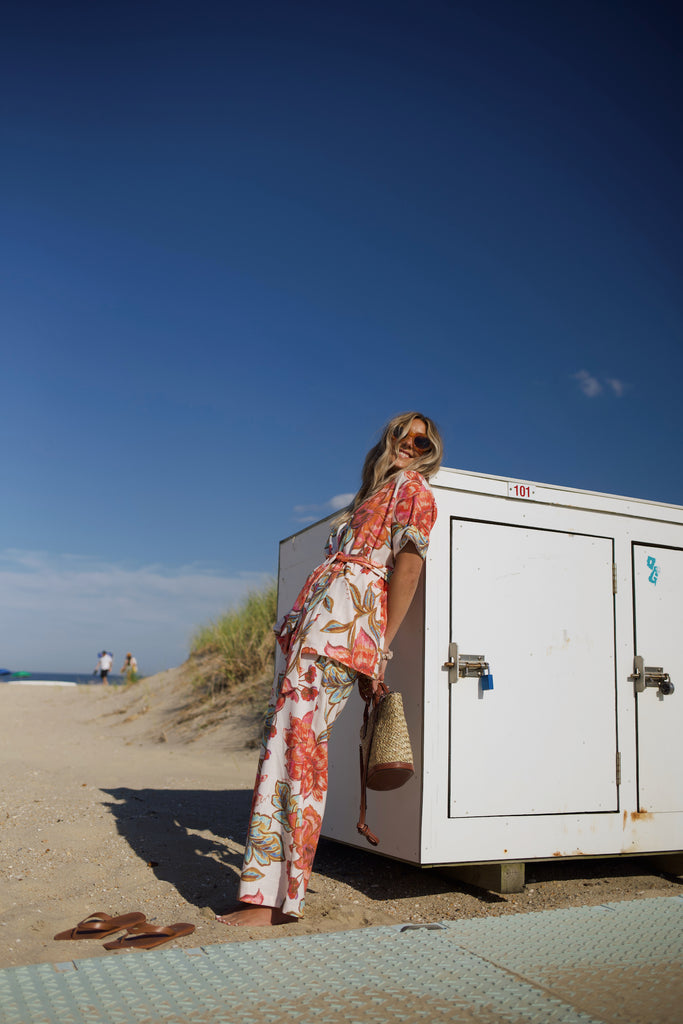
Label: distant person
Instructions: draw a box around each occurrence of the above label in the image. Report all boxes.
[120,652,138,680]
[94,651,113,685]
[217,411,443,927]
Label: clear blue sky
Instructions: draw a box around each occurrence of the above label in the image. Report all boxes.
[1,1,681,673]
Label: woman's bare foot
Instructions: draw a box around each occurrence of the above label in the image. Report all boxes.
[215,904,297,927]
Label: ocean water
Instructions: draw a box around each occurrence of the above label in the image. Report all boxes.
[0,670,124,686]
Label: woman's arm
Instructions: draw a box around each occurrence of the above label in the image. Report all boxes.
[376,540,425,683]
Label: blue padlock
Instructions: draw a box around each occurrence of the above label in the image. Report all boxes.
[481,673,494,691]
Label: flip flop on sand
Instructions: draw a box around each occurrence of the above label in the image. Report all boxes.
[103,922,196,951]
[54,911,146,941]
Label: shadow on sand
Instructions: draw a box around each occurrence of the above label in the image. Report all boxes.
[100,786,507,910]
[101,786,677,913]
[102,787,251,909]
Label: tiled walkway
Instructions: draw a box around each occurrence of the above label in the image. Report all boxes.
[1,897,681,1024]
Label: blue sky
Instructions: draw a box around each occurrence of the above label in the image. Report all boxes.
[1,1,681,673]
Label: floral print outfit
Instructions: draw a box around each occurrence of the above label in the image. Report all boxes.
[238,470,437,916]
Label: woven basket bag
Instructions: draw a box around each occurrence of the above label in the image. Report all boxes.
[357,684,414,845]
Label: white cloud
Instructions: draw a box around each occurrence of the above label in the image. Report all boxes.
[292,493,354,522]
[573,371,627,398]
[329,493,355,510]
[0,549,272,676]
[573,370,603,397]
[606,378,626,397]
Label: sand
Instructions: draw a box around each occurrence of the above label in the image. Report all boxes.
[1,671,681,970]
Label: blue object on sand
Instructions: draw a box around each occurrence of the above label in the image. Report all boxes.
[0,668,11,675]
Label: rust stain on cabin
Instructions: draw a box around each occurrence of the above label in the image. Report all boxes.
[631,809,654,822]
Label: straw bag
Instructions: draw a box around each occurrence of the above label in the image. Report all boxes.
[357,682,414,846]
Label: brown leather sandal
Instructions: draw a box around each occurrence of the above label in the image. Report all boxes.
[54,911,146,941]
[103,922,196,950]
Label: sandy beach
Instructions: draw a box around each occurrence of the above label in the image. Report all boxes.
[1,671,681,970]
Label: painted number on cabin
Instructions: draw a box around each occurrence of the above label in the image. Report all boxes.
[507,482,536,500]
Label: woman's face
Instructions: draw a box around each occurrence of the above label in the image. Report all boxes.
[392,417,429,470]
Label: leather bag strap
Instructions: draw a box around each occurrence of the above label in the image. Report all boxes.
[356,682,388,846]
[357,742,379,846]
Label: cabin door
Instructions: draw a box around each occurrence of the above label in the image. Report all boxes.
[449,518,618,818]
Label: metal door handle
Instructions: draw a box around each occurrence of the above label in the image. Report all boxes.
[444,642,492,687]
[629,655,675,697]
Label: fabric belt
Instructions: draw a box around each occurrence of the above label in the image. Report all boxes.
[327,552,389,580]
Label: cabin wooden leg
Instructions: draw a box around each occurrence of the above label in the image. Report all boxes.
[438,861,525,894]
[648,853,683,876]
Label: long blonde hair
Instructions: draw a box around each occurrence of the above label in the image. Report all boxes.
[338,412,444,524]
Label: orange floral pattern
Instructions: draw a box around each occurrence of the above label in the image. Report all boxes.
[276,471,437,680]
[285,710,328,802]
[239,655,357,917]
[291,806,323,875]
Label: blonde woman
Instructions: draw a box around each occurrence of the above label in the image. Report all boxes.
[218,412,443,926]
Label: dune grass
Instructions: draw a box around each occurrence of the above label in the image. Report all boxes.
[189,582,278,698]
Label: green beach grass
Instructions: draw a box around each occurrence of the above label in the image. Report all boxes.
[189,581,277,701]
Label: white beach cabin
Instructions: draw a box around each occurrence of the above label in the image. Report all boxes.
[277,467,683,891]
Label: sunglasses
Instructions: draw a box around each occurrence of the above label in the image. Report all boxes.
[393,426,432,452]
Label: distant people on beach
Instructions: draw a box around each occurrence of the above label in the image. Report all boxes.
[120,652,138,680]
[94,651,113,685]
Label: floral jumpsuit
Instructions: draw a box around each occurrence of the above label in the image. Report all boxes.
[237,470,437,917]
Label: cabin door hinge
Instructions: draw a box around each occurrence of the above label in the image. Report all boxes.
[616,751,621,786]
[612,564,618,594]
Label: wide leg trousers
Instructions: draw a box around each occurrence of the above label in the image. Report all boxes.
[238,650,357,917]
